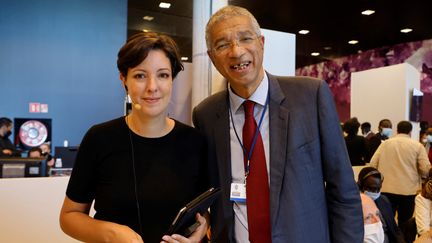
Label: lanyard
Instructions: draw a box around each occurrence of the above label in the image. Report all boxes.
[229,93,269,184]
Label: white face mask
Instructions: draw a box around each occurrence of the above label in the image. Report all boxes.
[381,128,392,138]
[364,221,385,243]
[364,191,381,201]
[428,135,432,143]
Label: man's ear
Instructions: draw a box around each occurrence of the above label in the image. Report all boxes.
[260,35,265,47]
[207,50,215,63]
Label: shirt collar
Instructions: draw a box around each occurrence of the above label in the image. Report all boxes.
[396,133,411,138]
[228,73,269,113]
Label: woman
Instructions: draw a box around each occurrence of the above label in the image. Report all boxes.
[60,32,209,243]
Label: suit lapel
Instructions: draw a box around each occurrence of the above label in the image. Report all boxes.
[267,73,289,227]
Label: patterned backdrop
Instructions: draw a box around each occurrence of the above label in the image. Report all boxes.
[296,39,432,123]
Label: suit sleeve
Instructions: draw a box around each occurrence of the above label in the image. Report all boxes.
[317,81,364,243]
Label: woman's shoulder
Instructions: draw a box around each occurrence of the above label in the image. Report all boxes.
[85,117,126,138]
[172,120,205,141]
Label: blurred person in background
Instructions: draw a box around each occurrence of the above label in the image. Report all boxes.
[344,117,369,165]
[0,117,20,157]
[358,167,406,243]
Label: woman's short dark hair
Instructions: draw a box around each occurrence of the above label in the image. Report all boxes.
[117,32,184,79]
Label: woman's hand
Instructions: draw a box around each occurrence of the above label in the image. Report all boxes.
[60,196,144,243]
[160,212,209,243]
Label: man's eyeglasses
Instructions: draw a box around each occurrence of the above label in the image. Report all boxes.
[212,35,261,54]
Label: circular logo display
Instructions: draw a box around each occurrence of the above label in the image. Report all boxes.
[19,120,48,147]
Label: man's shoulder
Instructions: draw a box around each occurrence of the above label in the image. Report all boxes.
[269,74,323,87]
[194,90,227,113]
[268,74,326,98]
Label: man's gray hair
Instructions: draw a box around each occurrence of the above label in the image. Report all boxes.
[205,5,261,50]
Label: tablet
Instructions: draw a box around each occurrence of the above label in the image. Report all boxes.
[166,187,221,237]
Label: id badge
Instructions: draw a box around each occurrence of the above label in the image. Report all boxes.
[230,182,246,203]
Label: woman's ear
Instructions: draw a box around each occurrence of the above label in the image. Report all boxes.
[120,74,127,92]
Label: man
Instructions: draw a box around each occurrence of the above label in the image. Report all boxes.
[27,147,43,158]
[361,122,375,140]
[361,121,376,163]
[358,167,406,243]
[344,117,368,165]
[193,6,363,243]
[360,193,385,243]
[368,119,392,159]
[0,117,20,157]
[370,121,431,232]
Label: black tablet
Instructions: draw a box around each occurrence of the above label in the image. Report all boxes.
[166,187,221,237]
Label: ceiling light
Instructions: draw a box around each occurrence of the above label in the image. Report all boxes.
[143,16,154,21]
[159,2,171,8]
[323,46,332,50]
[311,52,320,56]
[181,57,188,61]
[142,29,150,32]
[348,40,359,44]
[361,10,375,15]
[298,30,309,35]
[400,28,413,33]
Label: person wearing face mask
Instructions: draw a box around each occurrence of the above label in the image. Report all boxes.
[370,121,432,235]
[358,167,406,243]
[421,128,432,164]
[361,193,386,243]
[0,117,20,157]
[368,119,393,160]
[39,142,55,168]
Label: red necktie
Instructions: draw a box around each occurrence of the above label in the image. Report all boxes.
[242,100,271,243]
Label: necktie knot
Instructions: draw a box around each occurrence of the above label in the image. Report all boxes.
[243,100,255,118]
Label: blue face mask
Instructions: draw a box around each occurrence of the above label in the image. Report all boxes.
[364,191,381,201]
[381,128,392,138]
[428,135,432,143]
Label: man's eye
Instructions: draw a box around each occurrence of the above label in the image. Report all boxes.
[241,37,253,41]
[216,43,229,51]
[239,36,254,44]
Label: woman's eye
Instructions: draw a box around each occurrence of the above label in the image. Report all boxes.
[159,73,171,79]
[134,73,146,79]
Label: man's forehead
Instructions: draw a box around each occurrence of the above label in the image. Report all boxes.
[211,17,255,38]
[213,29,256,42]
